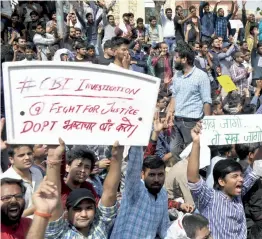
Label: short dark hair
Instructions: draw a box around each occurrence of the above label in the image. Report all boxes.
[1,178,26,195]
[165,8,172,14]
[111,36,130,49]
[175,43,195,66]
[182,214,209,238]
[216,145,233,156]
[30,11,39,16]
[257,42,262,48]
[189,6,196,12]
[66,146,96,170]
[86,12,93,19]
[235,143,260,160]
[242,104,256,114]
[218,8,223,12]
[104,40,112,50]
[213,159,243,190]
[75,43,86,50]
[176,5,182,11]
[8,145,33,157]
[148,16,157,22]
[142,155,165,171]
[107,15,114,21]
[11,12,19,18]
[192,41,200,47]
[136,17,143,24]
[74,28,81,32]
[203,2,210,8]
[200,41,209,48]
[86,45,95,51]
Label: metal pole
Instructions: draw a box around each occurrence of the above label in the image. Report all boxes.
[56,0,64,45]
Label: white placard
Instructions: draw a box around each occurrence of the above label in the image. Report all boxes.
[229,20,244,29]
[2,62,160,145]
[201,115,262,146]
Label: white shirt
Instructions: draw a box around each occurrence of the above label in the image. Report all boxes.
[160,8,175,38]
[1,166,43,210]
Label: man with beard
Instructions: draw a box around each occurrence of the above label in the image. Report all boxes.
[166,44,211,156]
[33,23,55,61]
[63,27,76,51]
[1,178,31,239]
[0,143,43,218]
[61,146,99,208]
[13,37,27,61]
[110,117,169,239]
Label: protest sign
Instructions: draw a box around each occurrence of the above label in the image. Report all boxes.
[229,20,244,29]
[2,62,160,146]
[201,115,262,146]
[217,75,237,93]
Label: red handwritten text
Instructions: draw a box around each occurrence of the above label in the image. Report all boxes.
[20,121,58,133]
[101,102,138,115]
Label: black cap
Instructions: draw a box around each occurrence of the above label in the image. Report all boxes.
[66,188,96,208]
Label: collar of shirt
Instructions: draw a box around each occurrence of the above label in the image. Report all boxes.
[4,166,34,182]
[177,66,196,79]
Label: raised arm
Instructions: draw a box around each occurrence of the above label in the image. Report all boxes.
[187,122,201,183]
[199,1,205,19]
[46,138,65,221]
[101,142,123,207]
[26,179,59,239]
[213,0,220,14]
[242,0,247,27]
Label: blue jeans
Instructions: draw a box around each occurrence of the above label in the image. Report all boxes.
[164,37,176,52]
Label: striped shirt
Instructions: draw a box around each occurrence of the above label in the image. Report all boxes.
[110,147,169,239]
[188,166,259,239]
[172,66,212,119]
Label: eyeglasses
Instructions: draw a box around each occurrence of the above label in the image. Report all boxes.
[1,194,24,202]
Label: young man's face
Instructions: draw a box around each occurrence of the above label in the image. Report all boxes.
[190,8,197,17]
[31,14,38,22]
[166,10,172,19]
[11,16,18,24]
[176,7,183,16]
[114,44,129,62]
[241,42,248,50]
[194,43,200,52]
[87,48,95,57]
[235,53,245,64]
[204,4,210,12]
[137,21,143,28]
[218,9,224,17]
[33,144,48,159]
[212,39,220,49]
[244,53,251,62]
[1,184,25,225]
[219,171,244,197]
[150,19,157,27]
[9,146,34,170]
[87,14,93,23]
[214,103,224,115]
[18,39,26,48]
[69,28,76,38]
[66,158,92,184]
[108,16,115,25]
[105,47,114,57]
[52,13,56,21]
[201,45,208,55]
[76,31,81,38]
[142,166,165,196]
[68,199,96,229]
[160,43,168,55]
[36,25,44,34]
[157,99,167,110]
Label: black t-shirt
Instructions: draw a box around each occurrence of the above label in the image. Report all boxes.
[174,16,184,41]
[97,55,114,65]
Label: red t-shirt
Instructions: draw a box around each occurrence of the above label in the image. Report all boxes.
[1,218,32,239]
[61,180,100,208]
[61,154,100,208]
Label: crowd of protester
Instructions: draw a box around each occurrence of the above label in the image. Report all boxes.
[1,0,262,238]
